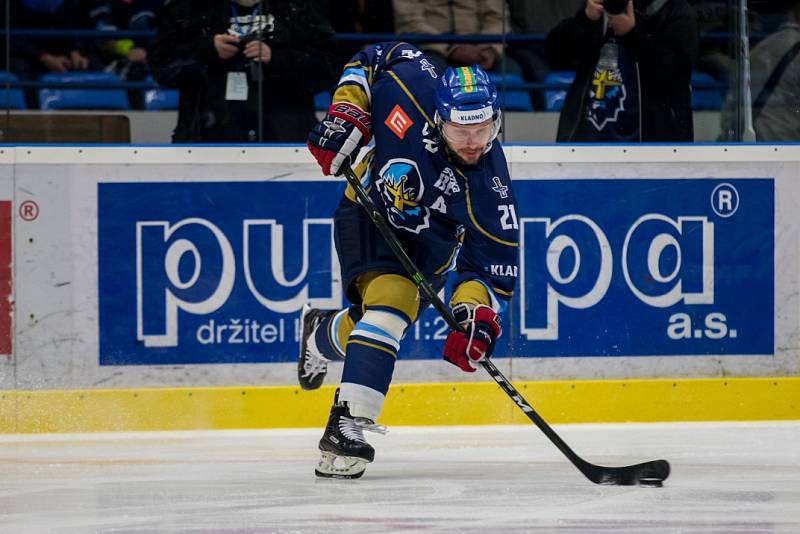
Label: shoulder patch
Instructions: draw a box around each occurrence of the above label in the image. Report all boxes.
[491,176,509,199]
[385,104,413,140]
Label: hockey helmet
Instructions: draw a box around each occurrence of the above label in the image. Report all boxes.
[435,65,501,148]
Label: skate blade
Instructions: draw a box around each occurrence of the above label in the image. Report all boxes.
[315,452,368,479]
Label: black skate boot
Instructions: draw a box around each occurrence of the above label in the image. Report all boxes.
[298,304,334,390]
[315,389,387,479]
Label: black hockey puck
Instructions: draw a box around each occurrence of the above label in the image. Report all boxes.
[638,477,663,487]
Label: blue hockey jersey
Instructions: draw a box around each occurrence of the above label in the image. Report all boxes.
[336,42,519,309]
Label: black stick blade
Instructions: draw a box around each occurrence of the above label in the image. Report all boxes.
[585,459,671,486]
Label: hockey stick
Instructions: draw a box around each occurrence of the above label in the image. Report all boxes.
[340,161,670,486]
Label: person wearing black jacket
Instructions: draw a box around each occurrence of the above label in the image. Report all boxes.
[1,0,94,107]
[148,0,338,143]
[546,0,698,142]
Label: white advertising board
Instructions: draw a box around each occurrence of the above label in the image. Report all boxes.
[4,146,798,389]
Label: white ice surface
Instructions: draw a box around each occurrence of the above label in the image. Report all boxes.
[0,422,798,533]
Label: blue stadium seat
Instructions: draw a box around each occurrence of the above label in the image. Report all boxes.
[38,72,130,110]
[143,77,179,111]
[691,71,724,111]
[314,91,332,111]
[543,71,575,112]
[0,72,26,109]
[488,73,533,112]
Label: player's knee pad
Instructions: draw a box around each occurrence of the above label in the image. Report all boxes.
[360,273,420,326]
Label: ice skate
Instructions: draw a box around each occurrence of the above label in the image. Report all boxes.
[297,304,333,390]
[315,389,387,479]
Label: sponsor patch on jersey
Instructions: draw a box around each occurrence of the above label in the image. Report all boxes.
[489,264,518,277]
[434,167,460,195]
[385,104,413,139]
[378,158,430,234]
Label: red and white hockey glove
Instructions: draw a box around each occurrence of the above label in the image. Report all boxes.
[442,304,501,373]
[307,102,372,176]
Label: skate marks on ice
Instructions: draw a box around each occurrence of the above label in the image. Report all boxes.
[0,422,797,532]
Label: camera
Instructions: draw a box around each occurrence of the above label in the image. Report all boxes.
[604,0,629,15]
[238,33,262,49]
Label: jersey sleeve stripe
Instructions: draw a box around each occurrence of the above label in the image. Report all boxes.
[492,286,513,297]
[333,85,370,114]
[434,242,461,275]
[386,70,435,128]
[337,68,372,106]
[385,42,407,62]
[343,149,374,203]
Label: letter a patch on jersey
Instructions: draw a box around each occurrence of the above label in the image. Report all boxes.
[385,104,413,139]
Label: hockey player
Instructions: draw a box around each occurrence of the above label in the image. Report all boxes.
[302,42,519,478]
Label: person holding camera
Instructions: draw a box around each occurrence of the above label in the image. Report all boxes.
[149,0,338,143]
[545,0,698,142]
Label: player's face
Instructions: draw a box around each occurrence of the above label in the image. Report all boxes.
[442,118,494,165]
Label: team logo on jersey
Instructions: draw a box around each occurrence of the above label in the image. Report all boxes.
[385,104,413,139]
[587,67,627,131]
[378,158,430,234]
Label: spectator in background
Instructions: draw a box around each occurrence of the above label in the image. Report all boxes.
[148,0,338,143]
[323,0,395,70]
[688,0,739,86]
[507,0,584,109]
[690,1,779,88]
[393,0,522,77]
[90,0,161,109]
[546,0,697,142]
[1,0,96,106]
[720,0,800,141]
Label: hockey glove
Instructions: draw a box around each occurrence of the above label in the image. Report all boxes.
[442,304,501,373]
[307,102,372,176]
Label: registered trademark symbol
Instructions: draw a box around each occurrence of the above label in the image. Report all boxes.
[19,200,39,221]
[711,183,739,218]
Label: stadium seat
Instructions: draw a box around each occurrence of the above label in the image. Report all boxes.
[543,71,575,112]
[487,73,533,112]
[143,77,179,111]
[691,71,724,111]
[0,72,27,109]
[314,91,332,111]
[38,72,130,110]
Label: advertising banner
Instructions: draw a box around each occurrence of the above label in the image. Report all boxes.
[510,178,773,357]
[99,180,345,365]
[98,176,774,365]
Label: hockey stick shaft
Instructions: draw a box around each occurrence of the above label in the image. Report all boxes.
[339,161,669,485]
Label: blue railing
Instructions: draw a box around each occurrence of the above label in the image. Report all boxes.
[0,29,733,108]
[0,29,752,43]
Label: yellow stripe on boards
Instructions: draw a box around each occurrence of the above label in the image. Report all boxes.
[0,377,797,433]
